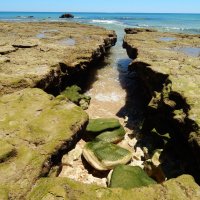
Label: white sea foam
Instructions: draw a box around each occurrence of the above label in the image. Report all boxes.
[91,19,118,24]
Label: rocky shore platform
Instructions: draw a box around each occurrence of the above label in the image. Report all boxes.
[0,22,116,199]
[1,23,200,200]
[0,22,116,95]
[123,29,200,183]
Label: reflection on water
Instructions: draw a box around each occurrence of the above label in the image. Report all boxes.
[159,37,176,42]
[36,29,59,39]
[36,33,45,39]
[58,38,76,46]
[173,46,200,57]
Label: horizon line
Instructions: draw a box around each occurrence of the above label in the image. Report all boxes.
[0,11,200,14]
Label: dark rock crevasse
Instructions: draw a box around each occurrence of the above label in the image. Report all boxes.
[123,28,200,184]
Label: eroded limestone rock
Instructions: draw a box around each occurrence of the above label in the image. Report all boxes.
[28,175,200,200]
[0,22,116,95]
[0,88,88,199]
[123,28,200,179]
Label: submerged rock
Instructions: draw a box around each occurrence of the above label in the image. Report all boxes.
[108,165,156,189]
[86,118,121,133]
[82,141,132,170]
[0,88,88,199]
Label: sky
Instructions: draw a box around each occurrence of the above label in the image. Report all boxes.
[0,0,200,13]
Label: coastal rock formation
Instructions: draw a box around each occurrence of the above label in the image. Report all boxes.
[59,13,74,18]
[0,88,88,199]
[28,175,200,199]
[123,28,200,182]
[0,22,116,95]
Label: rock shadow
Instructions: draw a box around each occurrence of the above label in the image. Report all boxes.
[128,61,200,184]
[116,59,150,129]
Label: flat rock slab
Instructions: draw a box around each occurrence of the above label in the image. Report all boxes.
[0,88,88,199]
[28,175,200,200]
[0,22,116,95]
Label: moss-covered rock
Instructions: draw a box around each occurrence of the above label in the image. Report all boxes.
[82,141,132,170]
[96,126,126,143]
[60,85,91,110]
[86,118,121,133]
[108,165,156,189]
[0,88,88,199]
[28,175,200,200]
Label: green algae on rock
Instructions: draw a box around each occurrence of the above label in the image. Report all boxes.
[0,88,88,199]
[28,175,200,200]
[108,165,156,189]
[60,85,91,110]
[82,141,132,170]
[96,126,126,143]
[86,118,121,133]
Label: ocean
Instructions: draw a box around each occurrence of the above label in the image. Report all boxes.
[0,12,200,34]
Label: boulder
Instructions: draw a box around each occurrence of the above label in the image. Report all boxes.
[59,13,74,18]
[82,141,132,170]
[86,118,121,133]
[0,88,88,199]
[96,126,126,143]
[108,165,156,189]
[59,85,91,110]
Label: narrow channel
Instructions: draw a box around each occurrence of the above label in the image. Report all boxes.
[59,27,148,186]
[85,26,146,129]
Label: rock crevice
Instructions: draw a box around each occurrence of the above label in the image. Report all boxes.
[123,28,200,183]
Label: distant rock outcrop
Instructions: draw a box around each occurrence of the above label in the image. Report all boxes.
[59,13,74,18]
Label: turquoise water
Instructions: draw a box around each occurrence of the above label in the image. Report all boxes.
[0,12,200,34]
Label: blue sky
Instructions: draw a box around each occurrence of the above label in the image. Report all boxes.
[0,0,200,13]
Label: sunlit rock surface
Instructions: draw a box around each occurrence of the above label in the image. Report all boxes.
[0,88,88,199]
[0,22,116,95]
